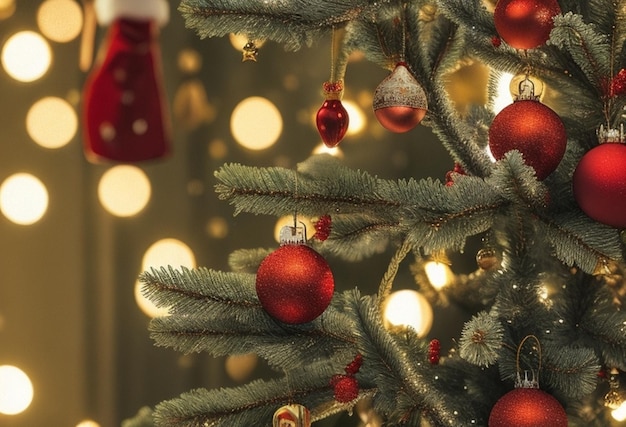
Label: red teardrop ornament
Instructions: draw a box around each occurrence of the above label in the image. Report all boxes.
[316,99,349,148]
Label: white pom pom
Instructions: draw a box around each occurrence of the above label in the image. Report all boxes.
[94,0,169,27]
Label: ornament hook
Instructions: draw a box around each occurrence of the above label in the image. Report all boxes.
[515,335,542,388]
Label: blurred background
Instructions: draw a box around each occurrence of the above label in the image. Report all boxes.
[0,1,493,426]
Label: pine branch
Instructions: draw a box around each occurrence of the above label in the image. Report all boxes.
[550,13,611,92]
[143,268,358,369]
[178,0,391,51]
[153,364,369,427]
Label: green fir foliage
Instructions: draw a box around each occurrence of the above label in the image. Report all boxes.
[136,0,626,426]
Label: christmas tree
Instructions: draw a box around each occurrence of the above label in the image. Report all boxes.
[126,0,626,426]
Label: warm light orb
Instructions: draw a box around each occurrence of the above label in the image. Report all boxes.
[0,173,48,225]
[37,0,83,43]
[231,96,283,150]
[98,166,151,217]
[142,238,196,271]
[225,353,259,382]
[312,143,344,158]
[76,420,101,427]
[136,238,196,317]
[613,401,626,421]
[424,261,452,290]
[1,31,51,82]
[342,99,366,136]
[0,365,33,415]
[0,0,15,20]
[26,97,77,148]
[228,33,265,52]
[383,289,433,337]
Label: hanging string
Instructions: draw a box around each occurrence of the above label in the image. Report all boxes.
[515,334,542,388]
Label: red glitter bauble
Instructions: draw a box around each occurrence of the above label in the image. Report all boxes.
[316,99,349,148]
[494,0,561,50]
[373,63,428,133]
[256,244,334,324]
[488,388,567,426]
[488,100,567,180]
[573,143,626,228]
[331,375,359,403]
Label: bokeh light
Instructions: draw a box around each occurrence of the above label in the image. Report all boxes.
[231,96,283,150]
[0,365,33,415]
[0,0,15,20]
[383,289,433,337]
[312,143,344,158]
[136,238,196,317]
[37,0,83,43]
[225,353,258,382]
[26,96,77,148]
[612,400,626,421]
[342,99,366,136]
[1,31,51,82]
[98,166,151,217]
[0,173,48,225]
[76,420,101,427]
[424,261,453,290]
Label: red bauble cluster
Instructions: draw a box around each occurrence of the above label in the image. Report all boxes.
[313,214,332,241]
[330,354,363,403]
[573,142,626,228]
[488,100,567,180]
[256,244,334,324]
[373,63,428,133]
[610,68,626,96]
[428,339,441,365]
[488,387,567,426]
[493,0,561,50]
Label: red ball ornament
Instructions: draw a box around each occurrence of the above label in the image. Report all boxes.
[256,244,334,324]
[316,81,349,147]
[331,374,359,403]
[488,100,567,180]
[573,142,626,228]
[494,0,561,50]
[373,63,428,133]
[488,387,567,426]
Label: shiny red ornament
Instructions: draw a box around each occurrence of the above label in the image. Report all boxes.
[256,244,334,324]
[488,100,567,180]
[316,99,349,147]
[494,0,561,50]
[331,374,359,403]
[573,143,626,228]
[373,63,428,133]
[316,81,349,147]
[488,388,567,426]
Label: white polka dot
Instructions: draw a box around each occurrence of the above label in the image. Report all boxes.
[133,119,148,135]
[99,122,115,141]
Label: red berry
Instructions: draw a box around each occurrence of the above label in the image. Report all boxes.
[314,214,332,241]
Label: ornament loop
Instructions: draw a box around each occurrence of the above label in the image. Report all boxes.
[515,335,542,388]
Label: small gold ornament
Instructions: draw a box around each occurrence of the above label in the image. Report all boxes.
[242,41,258,62]
[476,248,500,270]
[605,368,624,410]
